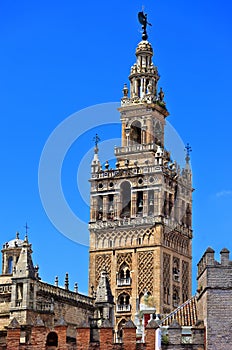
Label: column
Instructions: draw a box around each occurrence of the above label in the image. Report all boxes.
[103,196,109,221]
[143,191,148,217]
[147,117,152,144]
[131,192,137,218]
[122,121,126,147]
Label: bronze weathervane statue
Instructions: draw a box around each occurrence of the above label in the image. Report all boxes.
[138,11,152,40]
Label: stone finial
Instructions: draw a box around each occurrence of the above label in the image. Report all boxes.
[220,248,230,266]
[122,83,129,97]
[74,282,78,293]
[55,276,58,287]
[105,160,109,169]
[64,273,69,290]
[158,87,164,102]
[34,264,40,279]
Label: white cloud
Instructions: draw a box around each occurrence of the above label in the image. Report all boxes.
[216,190,232,197]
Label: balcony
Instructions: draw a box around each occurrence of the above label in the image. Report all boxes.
[115,143,157,156]
[117,277,132,286]
[116,304,131,312]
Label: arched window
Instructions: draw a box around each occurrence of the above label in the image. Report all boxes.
[120,181,131,218]
[154,122,162,145]
[117,293,131,312]
[8,256,13,274]
[46,332,58,347]
[130,121,141,145]
[136,191,143,215]
[117,263,131,286]
[186,204,192,227]
[173,288,179,308]
[117,319,126,343]
[97,196,103,220]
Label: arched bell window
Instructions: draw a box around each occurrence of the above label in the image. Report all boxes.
[8,256,13,274]
[120,181,131,218]
[130,121,141,145]
[154,121,162,145]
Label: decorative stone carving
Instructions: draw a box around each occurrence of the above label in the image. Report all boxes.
[138,251,154,295]
[96,254,111,284]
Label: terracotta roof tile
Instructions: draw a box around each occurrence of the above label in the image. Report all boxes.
[161,296,197,327]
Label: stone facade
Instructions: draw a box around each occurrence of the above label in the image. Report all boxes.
[0,234,94,347]
[197,248,232,350]
[89,35,193,336]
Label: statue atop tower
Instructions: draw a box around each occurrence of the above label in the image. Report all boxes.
[138,11,152,40]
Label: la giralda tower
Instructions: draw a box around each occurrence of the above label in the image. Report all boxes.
[88,12,193,331]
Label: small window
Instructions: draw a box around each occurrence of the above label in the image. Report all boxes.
[8,256,13,274]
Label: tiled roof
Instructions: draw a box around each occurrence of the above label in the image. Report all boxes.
[161,296,198,327]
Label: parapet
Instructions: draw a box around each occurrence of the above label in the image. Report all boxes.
[197,247,232,278]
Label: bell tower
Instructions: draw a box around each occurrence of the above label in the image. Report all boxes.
[89,12,193,333]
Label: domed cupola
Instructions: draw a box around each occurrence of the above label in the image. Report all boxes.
[1,232,27,275]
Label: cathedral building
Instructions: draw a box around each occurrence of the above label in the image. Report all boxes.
[0,233,95,347]
[88,18,193,335]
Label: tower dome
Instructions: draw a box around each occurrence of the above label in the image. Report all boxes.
[5,235,24,248]
[136,40,153,56]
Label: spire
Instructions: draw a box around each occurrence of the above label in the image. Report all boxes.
[120,11,168,113]
[91,133,101,174]
[24,222,29,242]
[95,270,114,304]
[14,242,35,278]
[121,26,164,108]
[185,143,192,171]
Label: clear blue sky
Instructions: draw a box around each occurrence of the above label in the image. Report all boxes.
[0,0,232,294]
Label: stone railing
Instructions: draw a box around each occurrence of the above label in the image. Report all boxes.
[117,278,132,287]
[116,304,131,312]
[89,216,191,237]
[37,281,94,306]
[0,284,11,293]
[89,215,163,230]
[91,165,163,180]
[163,218,192,238]
[115,143,157,155]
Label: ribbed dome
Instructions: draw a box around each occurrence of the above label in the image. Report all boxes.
[136,40,153,56]
[6,237,24,248]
